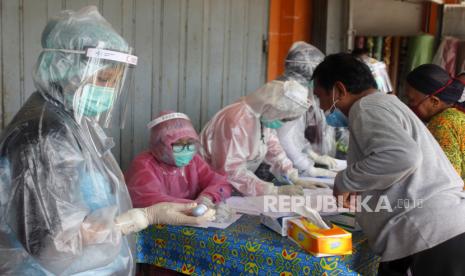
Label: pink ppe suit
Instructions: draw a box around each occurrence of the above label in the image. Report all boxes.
[125,111,231,208]
[200,80,309,196]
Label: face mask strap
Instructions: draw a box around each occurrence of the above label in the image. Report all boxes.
[329,87,340,113]
[455,75,465,85]
[452,77,465,104]
[414,78,453,109]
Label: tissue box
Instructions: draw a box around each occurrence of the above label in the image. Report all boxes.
[287,217,352,257]
[260,214,300,236]
[325,213,361,231]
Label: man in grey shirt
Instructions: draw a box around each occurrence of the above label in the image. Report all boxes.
[313,53,465,275]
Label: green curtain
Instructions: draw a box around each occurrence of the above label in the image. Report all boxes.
[406,34,435,73]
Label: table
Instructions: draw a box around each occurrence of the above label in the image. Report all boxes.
[136,215,380,275]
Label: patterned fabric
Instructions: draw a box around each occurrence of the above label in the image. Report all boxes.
[428,108,465,183]
[136,215,379,275]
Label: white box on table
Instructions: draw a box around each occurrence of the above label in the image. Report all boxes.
[260,213,300,236]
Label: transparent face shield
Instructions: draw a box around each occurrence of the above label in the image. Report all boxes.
[269,82,311,120]
[362,57,393,94]
[62,48,138,127]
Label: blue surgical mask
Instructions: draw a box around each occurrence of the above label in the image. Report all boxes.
[172,145,196,167]
[325,88,348,128]
[325,108,348,127]
[76,84,115,117]
[260,117,284,129]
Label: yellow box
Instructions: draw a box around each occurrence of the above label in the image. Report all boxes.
[287,217,352,257]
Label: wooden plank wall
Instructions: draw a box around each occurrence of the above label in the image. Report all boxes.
[0,0,269,170]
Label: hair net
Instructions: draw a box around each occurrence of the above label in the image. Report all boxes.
[407,64,465,108]
[283,41,325,86]
[33,6,130,110]
[246,80,310,121]
[149,111,199,166]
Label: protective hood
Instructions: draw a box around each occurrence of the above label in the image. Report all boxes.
[282,41,325,87]
[244,80,310,121]
[148,111,199,166]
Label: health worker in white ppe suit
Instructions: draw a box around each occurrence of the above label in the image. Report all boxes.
[276,41,339,178]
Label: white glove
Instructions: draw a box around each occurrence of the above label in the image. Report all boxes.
[215,202,237,223]
[115,202,216,235]
[289,171,329,190]
[114,208,149,235]
[275,185,304,196]
[196,195,216,209]
[197,195,236,223]
[307,167,337,178]
[309,151,337,170]
[80,206,121,245]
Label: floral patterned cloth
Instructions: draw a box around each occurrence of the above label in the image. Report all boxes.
[136,215,379,275]
[428,107,465,184]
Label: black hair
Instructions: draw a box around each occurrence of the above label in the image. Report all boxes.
[351,48,370,57]
[312,53,377,94]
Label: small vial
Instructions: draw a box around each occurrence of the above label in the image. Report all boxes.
[191,204,208,217]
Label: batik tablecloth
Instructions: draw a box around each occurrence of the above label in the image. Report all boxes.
[136,215,379,275]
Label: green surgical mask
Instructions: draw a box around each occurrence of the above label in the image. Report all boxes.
[172,145,196,167]
[260,117,284,129]
[75,84,115,117]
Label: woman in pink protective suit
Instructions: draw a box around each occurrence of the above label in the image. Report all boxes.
[200,80,328,197]
[125,111,232,209]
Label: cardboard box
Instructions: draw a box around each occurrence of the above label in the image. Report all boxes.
[260,214,300,236]
[325,213,362,231]
[287,217,352,257]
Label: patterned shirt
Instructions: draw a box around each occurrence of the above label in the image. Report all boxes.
[428,107,465,184]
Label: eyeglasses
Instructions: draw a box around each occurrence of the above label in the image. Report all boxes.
[172,144,196,153]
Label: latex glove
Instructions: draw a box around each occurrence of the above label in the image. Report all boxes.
[115,202,216,235]
[214,202,237,223]
[307,167,337,178]
[289,172,329,190]
[115,208,149,235]
[81,206,121,245]
[275,185,304,196]
[197,195,236,223]
[196,195,216,209]
[145,202,216,225]
[292,178,328,189]
[308,151,337,170]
